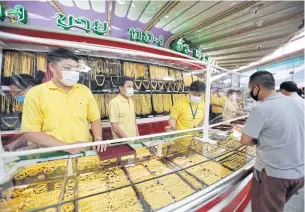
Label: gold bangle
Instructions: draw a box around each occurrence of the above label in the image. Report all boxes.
[34,184,48,194]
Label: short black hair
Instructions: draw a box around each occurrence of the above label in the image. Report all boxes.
[48,48,79,63]
[2,71,45,89]
[280,81,298,92]
[236,90,242,94]
[190,80,206,92]
[249,71,275,90]
[119,76,134,87]
[227,89,236,96]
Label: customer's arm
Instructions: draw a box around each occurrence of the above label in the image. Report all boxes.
[240,107,265,146]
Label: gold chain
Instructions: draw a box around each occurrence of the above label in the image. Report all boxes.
[1,117,19,127]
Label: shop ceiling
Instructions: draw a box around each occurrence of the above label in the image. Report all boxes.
[1,1,304,71]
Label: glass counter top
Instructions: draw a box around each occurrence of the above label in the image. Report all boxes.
[0,130,255,212]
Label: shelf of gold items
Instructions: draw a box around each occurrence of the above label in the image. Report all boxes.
[152,94,172,114]
[131,94,152,116]
[0,143,255,212]
[216,135,243,150]
[213,151,254,171]
[189,141,233,159]
[172,93,187,105]
[93,94,117,118]
[3,51,47,77]
[123,61,148,91]
[236,145,256,157]
[1,95,23,114]
[0,158,69,212]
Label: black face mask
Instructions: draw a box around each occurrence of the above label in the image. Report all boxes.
[250,85,260,101]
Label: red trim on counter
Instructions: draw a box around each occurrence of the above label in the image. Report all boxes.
[196,186,237,212]
[236,191,252,212]
[220,179,252,212]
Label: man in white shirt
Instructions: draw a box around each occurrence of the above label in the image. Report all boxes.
[280,81,303,103]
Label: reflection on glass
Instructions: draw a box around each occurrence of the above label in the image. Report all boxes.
[0,125,255,211]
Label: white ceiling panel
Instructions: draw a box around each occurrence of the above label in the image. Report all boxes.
[74,0,91,10]
[115,0,132,17]
[138,1,168,24]
[162,1,219,32]
[171,1,240,34]
[127,0,150,21]
[204,37,289,54]
[57,0,74,7]
[199,21,301,49]
[187,1,280,41]
[191,5,303,45]
[90,0,106,13]
[155,1,198,28]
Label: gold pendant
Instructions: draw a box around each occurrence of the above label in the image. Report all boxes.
[111,76,119,87]
[95,75,105,87]
[158,81,165,90]
[134,80,143,90]
[142,80,150,90]
[1,117,19,128]
[151,80,158,90]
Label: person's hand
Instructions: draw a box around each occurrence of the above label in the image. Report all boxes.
[64,141,87,154]
[94,143,108,152]
[4,142,17,152]
[165,126,175,132]
[94,139,108,152]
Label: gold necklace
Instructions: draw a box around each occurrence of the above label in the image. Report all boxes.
[134,80,142,90]
[1,117,19,127]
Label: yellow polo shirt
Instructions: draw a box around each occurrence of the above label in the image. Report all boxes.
[170,96,205,130]
[21,81,100,143]
[109,95,137,138]
[211,94,227,114]
[223,98,238,121]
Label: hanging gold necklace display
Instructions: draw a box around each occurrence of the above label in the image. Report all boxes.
[92,59,106,87]
[134,80,143,90]
[36,53,47,72]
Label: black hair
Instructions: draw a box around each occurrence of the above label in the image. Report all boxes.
[119,76,134,87]
[2,71,45,89]
[280,81,298,92]
[190,80,206,92]
[236,90,242,94]
[48,48,79,63]
[227,89,236,96]
[249,71,275,90]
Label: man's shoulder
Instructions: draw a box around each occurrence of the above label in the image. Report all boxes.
[26,82,49,96]
[75,83,92,92]
[109,95,120,104]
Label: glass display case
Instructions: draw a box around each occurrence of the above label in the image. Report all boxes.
[0,24,255,212]
[0,128,255,212]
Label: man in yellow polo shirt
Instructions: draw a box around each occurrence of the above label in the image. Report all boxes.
[21,48,105,154]
[166,81,206,131]
[109,76,138,138]
[211,89,227,119]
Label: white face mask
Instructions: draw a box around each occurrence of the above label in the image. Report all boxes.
[218,92,224,96]
[190,95,202,104]
[124,87,134,97]
[230,94,237,100]
[60,71,80,86]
